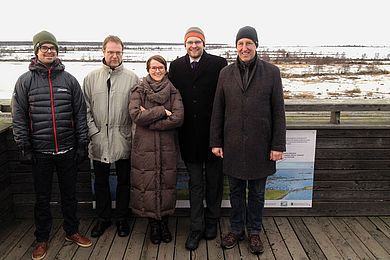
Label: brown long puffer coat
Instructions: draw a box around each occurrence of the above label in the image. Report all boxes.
[129,75,184,219]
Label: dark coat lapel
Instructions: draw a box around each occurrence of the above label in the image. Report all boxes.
[233,57,264,92]
[233,63,244,92]
[192,51,211,81]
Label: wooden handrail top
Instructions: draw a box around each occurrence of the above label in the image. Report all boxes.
[285,99,390,112]
[0,104,11,113]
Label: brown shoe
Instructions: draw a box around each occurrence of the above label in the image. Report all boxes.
[32,241,48,260]
[248,234,264,254]
[221,231,245,249]
[65,233,92,248]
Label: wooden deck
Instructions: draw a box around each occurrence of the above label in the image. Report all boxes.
[1,216,390,260]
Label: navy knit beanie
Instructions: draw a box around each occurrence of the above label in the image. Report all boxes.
[235,26,258,47]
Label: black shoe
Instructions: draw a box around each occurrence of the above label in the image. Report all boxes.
[149,218,161,244]
[161,216,172,243]
[117,220,130,237]
[91,220,112,238]
[204,223,217,240]
[185,231,203,250]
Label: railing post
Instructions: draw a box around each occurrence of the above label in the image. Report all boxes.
[330,111,340,124]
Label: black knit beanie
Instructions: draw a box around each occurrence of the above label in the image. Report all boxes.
[33,30,59,55]
[235,26,258,47]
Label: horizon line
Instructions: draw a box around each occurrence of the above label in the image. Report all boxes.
[0,41,389,48]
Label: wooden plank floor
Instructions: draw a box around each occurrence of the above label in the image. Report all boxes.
[1,216,390,260]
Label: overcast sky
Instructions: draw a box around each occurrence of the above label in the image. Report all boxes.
[1,0,388,46]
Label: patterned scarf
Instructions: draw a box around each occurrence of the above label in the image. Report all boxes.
[141,74,172,105]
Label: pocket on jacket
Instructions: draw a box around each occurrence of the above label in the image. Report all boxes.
[91,130,102,141]
[119,125,132,140]
[90,131,102,155]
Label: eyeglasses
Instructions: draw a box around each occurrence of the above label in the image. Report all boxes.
[106,51,123,56]
[186,40,203,46]
[39,46,57,53]
[150,66,165,72]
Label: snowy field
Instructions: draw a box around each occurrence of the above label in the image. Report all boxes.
[1,44,389,100]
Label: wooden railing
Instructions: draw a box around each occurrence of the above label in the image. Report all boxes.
[1,100,390,218]
[285,99,390,124]
[0,104,11,113]
[2,99,390,125]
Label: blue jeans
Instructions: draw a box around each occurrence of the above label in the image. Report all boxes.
[228,176,267,235]
[32,150,79,242]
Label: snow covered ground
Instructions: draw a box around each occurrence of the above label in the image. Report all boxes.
[1,44,389,100]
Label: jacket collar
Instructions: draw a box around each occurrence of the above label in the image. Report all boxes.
[233,56,263,92]
[102,58,124,74]
[185,51,210,80]
[29,57,64,74]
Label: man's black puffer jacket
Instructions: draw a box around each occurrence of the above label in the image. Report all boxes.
[12,58,88,153]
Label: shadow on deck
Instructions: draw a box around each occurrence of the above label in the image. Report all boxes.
[1,216,390,260]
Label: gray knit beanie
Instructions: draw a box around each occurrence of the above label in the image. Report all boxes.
[235,26,258,47]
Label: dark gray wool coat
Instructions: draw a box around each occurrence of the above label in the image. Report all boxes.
[210,57,286,180]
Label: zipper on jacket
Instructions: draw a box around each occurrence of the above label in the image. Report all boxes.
[107,77,111,137]
[29,110,33,133]
[49,69,59,153]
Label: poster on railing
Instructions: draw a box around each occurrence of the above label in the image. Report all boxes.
[264,130,316,208]
[176,130,317,208]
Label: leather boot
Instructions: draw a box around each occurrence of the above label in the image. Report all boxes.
[149,218,161,244]
[91,220,112,238]
[161,216,172,243]
[117,220,130,237]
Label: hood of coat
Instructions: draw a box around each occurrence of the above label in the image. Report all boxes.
[29,57,64,75]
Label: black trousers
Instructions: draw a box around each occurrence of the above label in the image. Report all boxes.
[185,159,223,231]
[93,159,130,221]
[32,150,79,242]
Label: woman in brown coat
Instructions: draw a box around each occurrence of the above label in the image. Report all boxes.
[129,55,184,244]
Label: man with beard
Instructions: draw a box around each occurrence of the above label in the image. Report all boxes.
[12,30,92,260]
[83,35,139,238]
[168,27,227,250]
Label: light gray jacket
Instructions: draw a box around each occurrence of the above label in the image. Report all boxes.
[83,62,139,163]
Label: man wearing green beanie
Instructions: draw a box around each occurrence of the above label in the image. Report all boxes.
[32,30,59,55]
[12,30,92,260]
